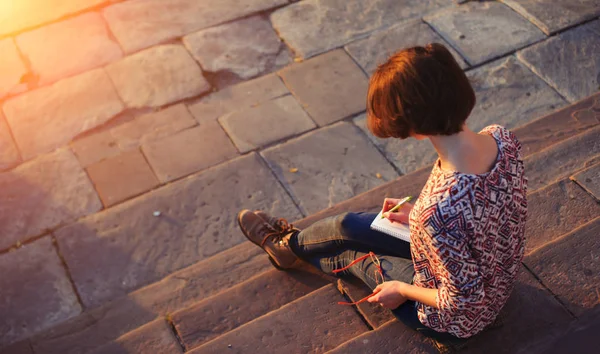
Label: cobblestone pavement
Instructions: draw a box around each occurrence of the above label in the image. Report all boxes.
[0,0,599,350]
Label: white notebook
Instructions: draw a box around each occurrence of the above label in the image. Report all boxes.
[370,211,411,243]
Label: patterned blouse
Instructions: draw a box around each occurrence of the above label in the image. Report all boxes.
[409,125,528,338]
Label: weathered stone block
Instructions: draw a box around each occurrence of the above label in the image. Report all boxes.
[501,0,600,35]
[345,19,467,75]
[0,113,21,171]
[571,163,600,202]
[16,12,122,85]
[219,95,316,153]
[279,50,368,126]
[524,125,600,191]
[2,69,124,160]
[0,149,101,251]
[71,130,121,168]
[0,0,108,36]
[86,149,160,207]
[261,122,398,215]
[54,153,301,307]
[187,74,288,124]
[103,0,287,53]
[89,320,182,354]
[336,278,395,329]
[525,218,600,316]
[271,0,449,59]
[517,20,600,103]
[183,16,291,87]
[0,237,81,348]
[425,1,545,66]
[142,122,238,182]
[189,285,367,353]
[173,267,328,349]
[29,243,271,354]
[106,45,210,109]
[0,38,28,99]
[467,56,566,132]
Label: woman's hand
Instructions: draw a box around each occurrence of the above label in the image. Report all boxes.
[382,198,414,224]
[367,281,409,309]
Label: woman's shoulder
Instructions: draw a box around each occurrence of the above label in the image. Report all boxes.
[479,124,523,155]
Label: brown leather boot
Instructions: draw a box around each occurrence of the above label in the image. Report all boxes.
[254,210,289,232]
[237,209,300,269]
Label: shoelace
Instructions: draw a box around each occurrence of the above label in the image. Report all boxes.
[333,252,384,306]
[260,218,296,248]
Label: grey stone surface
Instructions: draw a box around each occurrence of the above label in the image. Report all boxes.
[142,122,238,182]
[466,56,567,131]
[0,237,81,347]
[517,20,600,103]
[103,0,288,53]
[2,69,125,160]
[345,19,467,74]
[106,45,210,109]
[71,130,122,168]
[183,16,291,87]
[89,319,183,354]
[0,149,102,251]
[279,49,369,126]
[261,121,398,215]
[0,38,28,99]
[571,163,600,202]
[501,0,600,35]
[219,95,316,153]
[425,1,545,66]
[187,74,289,124]
[353,114,436,175]
[0,113,21,171]
[16,12,123,85]
[271,0,449,59]
[54,153,302,308]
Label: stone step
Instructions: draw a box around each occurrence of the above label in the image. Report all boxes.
[88,319,182,354]
[188,284,368,354]
[171,265,330,351]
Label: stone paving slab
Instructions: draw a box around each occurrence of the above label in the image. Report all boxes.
[271,0,450,59]
[89,319,182,354]
[183,15,291,88]
[172,267,329,350]
[336,278,395,329]
[0,340,33,354]
[190,285,368,354]
[0,113,21,171]
[16,12,123,86]
[106,44,210,109]
[103,0,288,53]
[526,217,600,317]
[525,178,600,255]
[54,153,302,308]
[354,114,436,175]
[261,121,398,215]
[0,38,28,99]
[279,50,368,126]
[29,243,270,354]
[0,237,81,348]
[2,69,125,160]
[467,56,566,132]
[571,163,600,202]
[327,319,438,354]
[0,149,101,251]
[0,0,108,37]
[86,149,160,207]
[531,306,600,354]
[517,19,600,103]
[524,125,600,191]
[219,95,316,153]
[142,122,238,183]
[187,74,289,124]
[501,0,600,35]
[345,19,468,75]
[425,1,545,66]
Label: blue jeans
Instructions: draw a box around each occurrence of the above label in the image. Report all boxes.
[289,212,467,344]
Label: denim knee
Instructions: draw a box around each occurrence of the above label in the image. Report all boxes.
[335,212,355,236]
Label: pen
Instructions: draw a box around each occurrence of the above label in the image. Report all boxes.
[381,196,413,218]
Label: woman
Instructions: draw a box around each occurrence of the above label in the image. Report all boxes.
[237,43,528,345]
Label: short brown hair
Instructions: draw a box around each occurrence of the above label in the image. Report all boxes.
[366,43,475,139]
